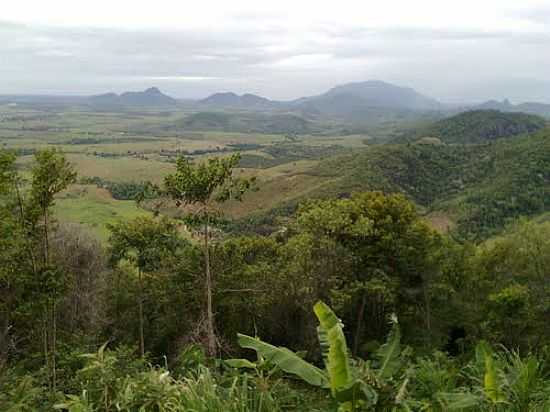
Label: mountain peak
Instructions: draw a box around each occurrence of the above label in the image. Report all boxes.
[144,87,162,94]
[201,92,277,109]
[295,80,441,116]
[89,87,176,106]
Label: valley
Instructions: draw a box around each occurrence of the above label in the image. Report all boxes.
[2,83,549,242]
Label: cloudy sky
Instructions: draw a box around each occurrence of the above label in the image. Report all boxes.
[1,0,550,102]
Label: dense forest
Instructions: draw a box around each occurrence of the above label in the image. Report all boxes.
[2,147,550,411]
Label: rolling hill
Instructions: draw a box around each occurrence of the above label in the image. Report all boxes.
[179,111,314,134]
[395,110,547,144]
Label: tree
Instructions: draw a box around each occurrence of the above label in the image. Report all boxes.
[30,149,76,392]
[163,154,255,357]
[108,216,184,357]
[3,148,77,392]
[295,192,441,351]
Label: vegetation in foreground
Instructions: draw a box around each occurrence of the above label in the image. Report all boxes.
[1,149,550,411]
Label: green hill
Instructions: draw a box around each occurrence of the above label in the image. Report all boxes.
[310,128,550,238]
[398,110,546,144]
[238,128,550,240]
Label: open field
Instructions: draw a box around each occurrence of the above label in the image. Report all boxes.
[54,184,151,241]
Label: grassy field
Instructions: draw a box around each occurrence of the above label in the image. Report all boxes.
[54,185,151,241]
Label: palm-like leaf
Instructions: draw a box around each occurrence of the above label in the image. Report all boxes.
[314,301,378,410]
[313,301,353,394]
[374,314,402,380]
[236,333,328,387]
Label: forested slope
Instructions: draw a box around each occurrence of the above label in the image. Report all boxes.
[245,128,550,239]
[396,109,546,144]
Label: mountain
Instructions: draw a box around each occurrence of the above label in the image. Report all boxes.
[396,110,547,144]
[88,87,177,106]
[475,99,550,118]
[200,92,278,110]
[293,80,442,118]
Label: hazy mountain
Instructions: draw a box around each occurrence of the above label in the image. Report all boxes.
[475,99,550,118]
[200,92,279,109]
[89,87,177,106]
[293,80,442,118]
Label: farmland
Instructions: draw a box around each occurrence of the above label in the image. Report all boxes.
[1,103,369,239]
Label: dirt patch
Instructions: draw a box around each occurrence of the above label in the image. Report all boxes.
[426,213,455,233]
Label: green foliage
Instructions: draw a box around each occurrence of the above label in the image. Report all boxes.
[31,148,77,212]
[164,153,255,208]
[80,176,158,201]
[108,216,183,272]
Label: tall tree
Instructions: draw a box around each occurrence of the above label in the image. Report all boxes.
[28,149,76,392]
[163,154,255,357]
[108,216,183,357]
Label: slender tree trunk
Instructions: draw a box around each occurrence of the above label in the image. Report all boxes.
[44,208,57,393]
[44,209,49,267]
[204,219,216,357]
[138,268,145,357]
[353,290,368,356]
[423,283,432,347]
[43,317,50,392]
[14,181,37,275]
[52,298,57,393]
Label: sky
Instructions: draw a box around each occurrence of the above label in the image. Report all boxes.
[1,0,550,102]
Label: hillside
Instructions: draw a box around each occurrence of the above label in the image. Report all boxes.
[235,127,550,239]
[397,110,546,144]
[179,111,314,134]
[311,129,550,238]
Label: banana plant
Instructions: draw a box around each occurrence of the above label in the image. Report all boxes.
[234,301,402,411]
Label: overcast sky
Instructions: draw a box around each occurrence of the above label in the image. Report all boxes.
[1,0,550,102]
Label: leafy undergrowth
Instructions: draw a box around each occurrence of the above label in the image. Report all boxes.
[3,304,550,411]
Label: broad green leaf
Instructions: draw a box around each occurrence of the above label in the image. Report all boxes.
[437,391,482,410]
[224,358,257,369]
[313,301,354,395]
[237,333,328,387]
[374,314,402,380]
[484,351,506,404]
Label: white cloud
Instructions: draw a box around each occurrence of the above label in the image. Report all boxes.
[0,1,549,101]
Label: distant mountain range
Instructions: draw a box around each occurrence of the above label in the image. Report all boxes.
[3,81,550,119]
[199,80,441,116]
[88,87,177,106]
[473,99,550,118]
[198,82,550,119]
